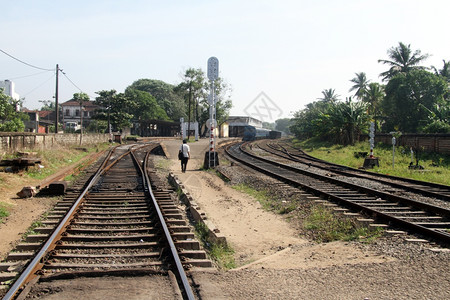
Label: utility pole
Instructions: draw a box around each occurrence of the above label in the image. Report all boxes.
[107,97,112,142]
[79,101,83,145]
[55,64,59,133]
[187,80,192,141]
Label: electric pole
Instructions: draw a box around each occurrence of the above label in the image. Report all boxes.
[55,64,59,133]
[187,80,192,141]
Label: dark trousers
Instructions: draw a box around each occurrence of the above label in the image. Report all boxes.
[181,157,189,172]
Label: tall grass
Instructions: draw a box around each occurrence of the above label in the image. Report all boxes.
[26,143,110,180]
[305,205,383,243]
[294,139,450,185]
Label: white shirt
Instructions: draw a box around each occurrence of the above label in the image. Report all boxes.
[181,144,190,158]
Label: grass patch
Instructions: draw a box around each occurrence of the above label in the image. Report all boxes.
[0,202,11,223]
[293,139,450,185]
[195,221,236,269]
[155,157,172,170]
[232,183,272,210]
[304,205,383,243]
[25,143,110,180]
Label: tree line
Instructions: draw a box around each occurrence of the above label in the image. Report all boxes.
[0,68,232,134]
[78,68,232,135]
[290,42,450,145]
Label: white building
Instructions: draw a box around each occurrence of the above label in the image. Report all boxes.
[60,99,99,130]
[0,80,20,100]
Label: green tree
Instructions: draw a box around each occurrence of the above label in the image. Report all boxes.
[419,102,450,133]
[262,122,275,130]
[39,100,55,111]
[381,69,448,132]
[291,96,368,145]
[124,88,169,136]
[198,76,232,136]
[349,72,370,99]
[94,90,135,131]
[0,91,28,132]
[175,68,207,128]
[431,60,450,101]
[362,82,385,131]
[127,79,185,121]
[431,59,450,81]
[275,118,292,134]
[290,99,333,139]
[125,89,168,121]
[324,98,369,145]
[318,88,340,103]
[378,42,429,81]
[72,92,90,102]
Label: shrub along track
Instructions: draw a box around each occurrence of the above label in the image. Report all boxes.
[1,142,211,300]
[225,141,450,246]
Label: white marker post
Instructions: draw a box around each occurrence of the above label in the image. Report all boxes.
[207,57,219,168]
[369,122,375,158]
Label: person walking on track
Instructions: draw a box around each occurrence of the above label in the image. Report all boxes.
[179,139,190,173]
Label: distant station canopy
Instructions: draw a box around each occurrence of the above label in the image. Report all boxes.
[132,119,180,137]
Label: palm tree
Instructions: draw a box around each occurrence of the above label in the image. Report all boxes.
[378,42,429,81]
[431,60,450,82]
[318,88,340,103]
[363,83,385,131]
[349,72,370,99]
[363,83,384,117]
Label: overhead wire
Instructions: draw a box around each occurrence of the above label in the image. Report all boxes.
[61,70,83,93]
[1,48,94,101]
[61,71,95,99]
[7,70,52,80]
[22,74,55,98]
[0,48,54,72]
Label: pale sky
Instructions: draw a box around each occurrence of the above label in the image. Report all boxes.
[1,0,449,123]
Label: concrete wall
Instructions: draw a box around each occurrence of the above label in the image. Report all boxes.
[0,132,110,154]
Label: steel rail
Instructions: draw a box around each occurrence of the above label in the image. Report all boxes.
[244,142,450,218]
[268,141,450,201]
[226,143,450,245]
[3,146,118,300]
[142,149,195,300]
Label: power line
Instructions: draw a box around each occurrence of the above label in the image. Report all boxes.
[61,71,94,99]
[0,48,54,71]
[22,73,55,98]
[7,70,51,80]
[61,70,83,93]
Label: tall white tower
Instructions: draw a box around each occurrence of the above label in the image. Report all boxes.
[0,80,20,100]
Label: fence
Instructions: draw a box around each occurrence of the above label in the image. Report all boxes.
[361,133,450,154]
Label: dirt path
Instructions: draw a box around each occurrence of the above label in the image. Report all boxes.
[163,139,392,268]
[0,174,58,260]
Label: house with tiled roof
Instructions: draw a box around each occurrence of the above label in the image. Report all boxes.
[60,100,99,130]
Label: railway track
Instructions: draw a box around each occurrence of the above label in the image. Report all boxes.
[1,143,210,300]
[225,142,450,246]
[257,139,450,202]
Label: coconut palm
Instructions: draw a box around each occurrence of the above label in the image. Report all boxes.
[431,60,450,82]
[318,88,340,103]
[363,83,384,117]
[378,42,429,81]
[349,72,370,99]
